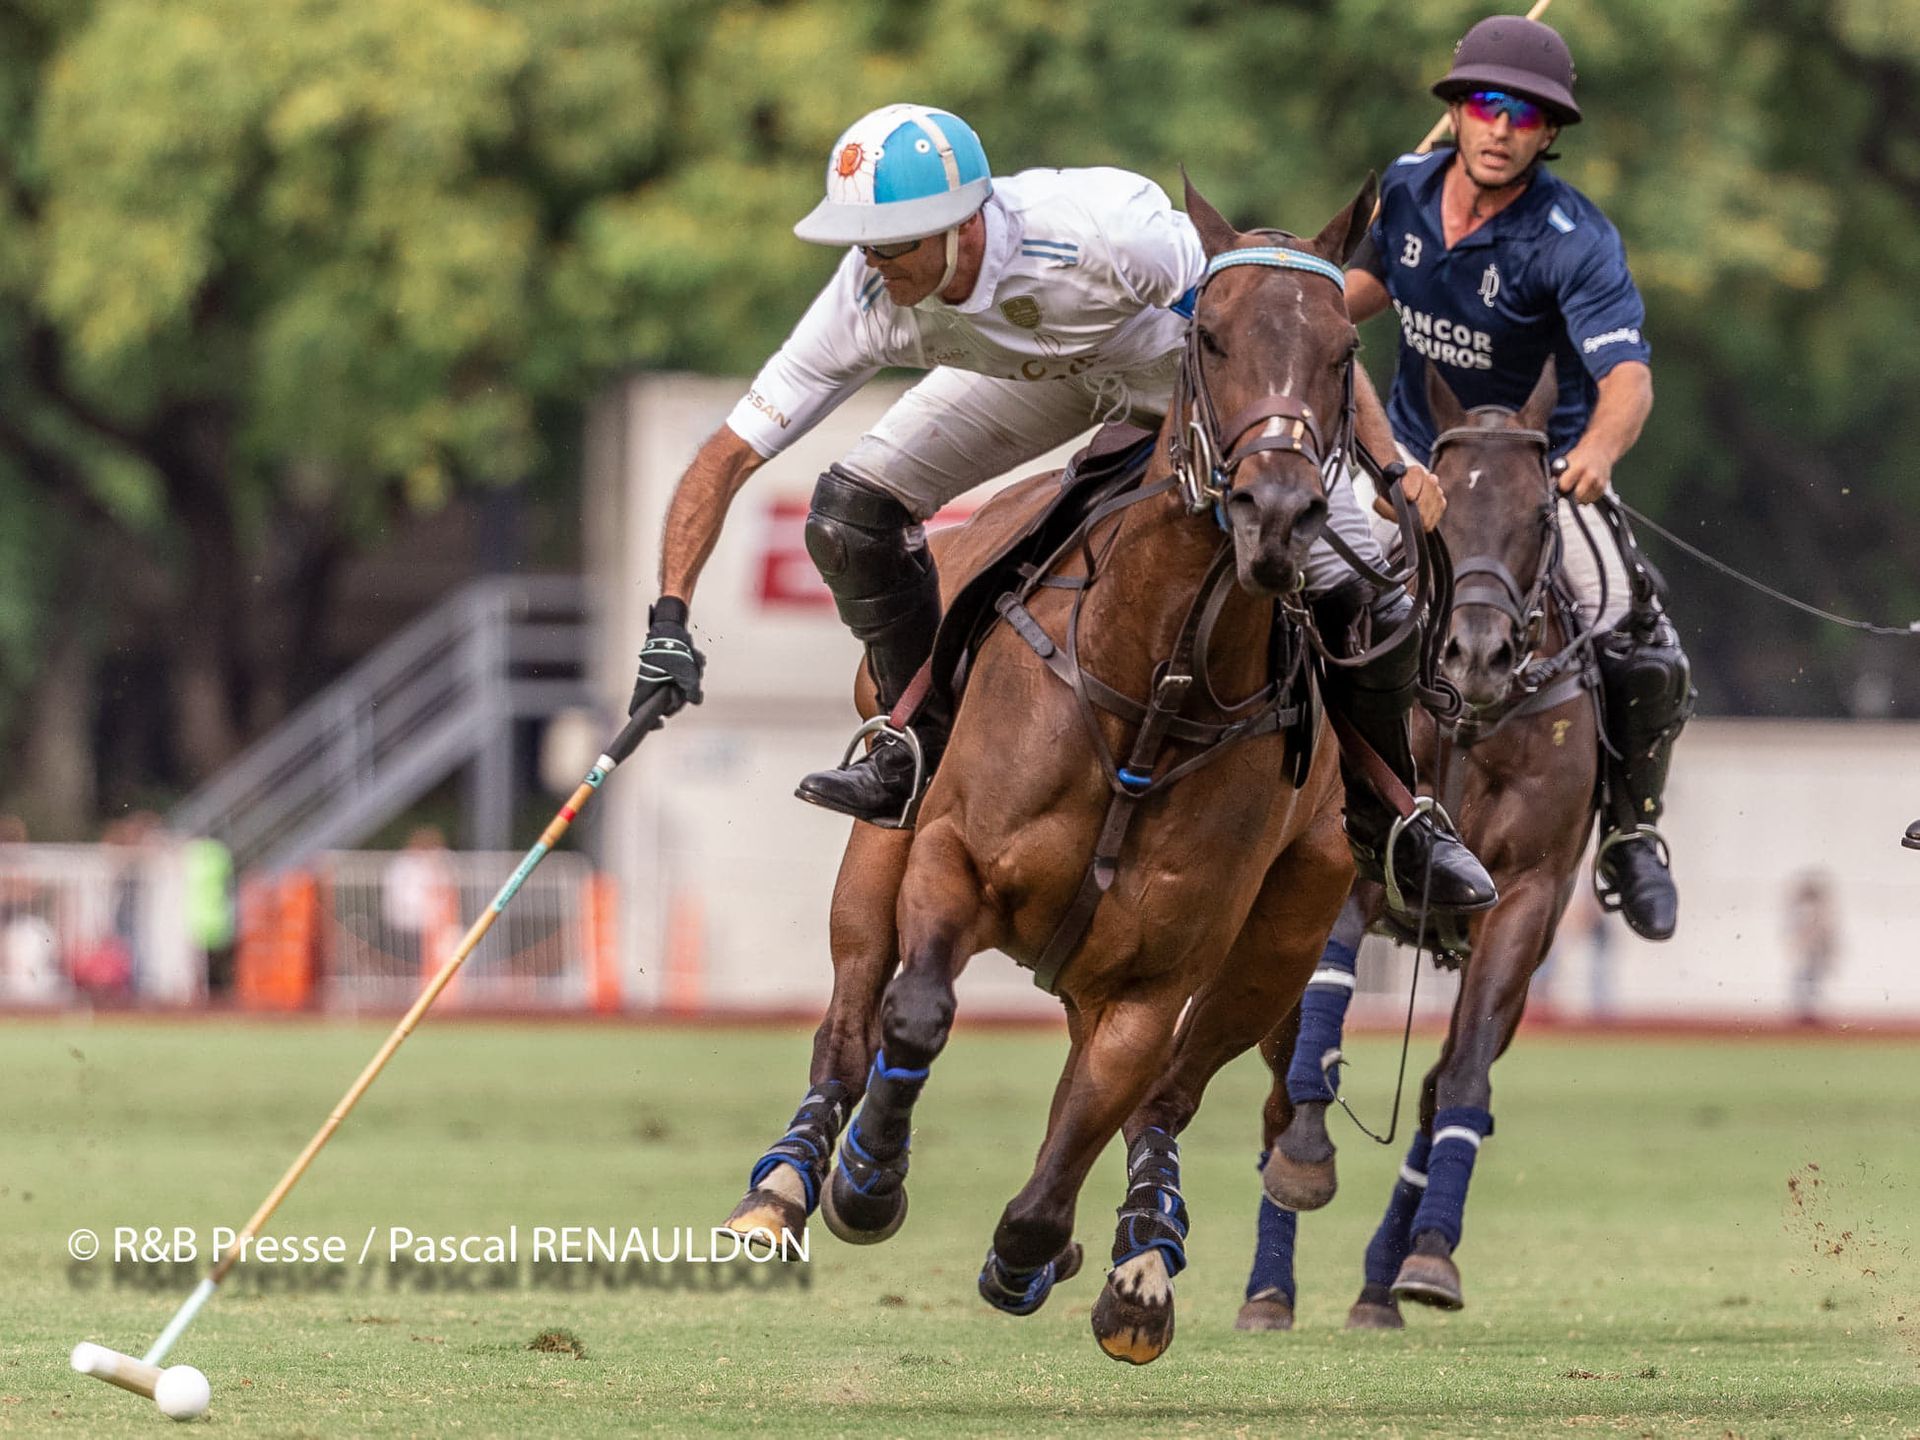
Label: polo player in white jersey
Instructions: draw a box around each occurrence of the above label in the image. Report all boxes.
[627,103,1497,913]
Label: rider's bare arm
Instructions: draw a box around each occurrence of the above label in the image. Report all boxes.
[1345,268,1392,324]
[659,425,768,603]
[1557,360,1652,504]
[1353,362,1444,531]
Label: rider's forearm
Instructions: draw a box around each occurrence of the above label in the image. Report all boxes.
[1345,268,1392,324]
[658,426,766,604]
[1577,362,1653,468]
[1352,363,1400,470]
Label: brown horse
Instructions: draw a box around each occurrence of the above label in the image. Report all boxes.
[722,178,1385,1363]
[1243,358,1603,1331]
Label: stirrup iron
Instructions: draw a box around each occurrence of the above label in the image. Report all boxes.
[1383,794,1455,920]
[839,714,927,831]
[1591,824,1671,911]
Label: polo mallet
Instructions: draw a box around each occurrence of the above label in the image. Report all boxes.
[1412,0,1560,155]
[70,691,676,1420]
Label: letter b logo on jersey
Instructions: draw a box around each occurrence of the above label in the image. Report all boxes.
[1400,235,1423,268]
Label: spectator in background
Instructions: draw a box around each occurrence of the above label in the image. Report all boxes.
[1784,870,1840,1025]
[0,816,62,1003]
[382,827,458,978]
[182,836,237,996]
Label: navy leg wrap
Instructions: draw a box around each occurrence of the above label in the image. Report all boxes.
[1286,937,1360,1106]
[1109,1128,1190,1278]
[1409,1106,1493,1252]
[1362,1131,1433,1290]
[747,1080,851,1213]
[835,1050,927,1197]
[1245,1151,1299,1304]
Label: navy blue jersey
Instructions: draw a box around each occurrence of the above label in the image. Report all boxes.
[1360,149,1652,461]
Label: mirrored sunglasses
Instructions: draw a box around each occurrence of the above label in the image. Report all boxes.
[1463,90,1548,131]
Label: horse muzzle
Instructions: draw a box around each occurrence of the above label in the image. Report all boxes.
[1225,476,1327,597]
[1440,614,1520,711]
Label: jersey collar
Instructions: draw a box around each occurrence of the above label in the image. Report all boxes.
[1421,154,1562,251]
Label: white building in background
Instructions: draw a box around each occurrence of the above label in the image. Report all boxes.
[583,374,1920,1024]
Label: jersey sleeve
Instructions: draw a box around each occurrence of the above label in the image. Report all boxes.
[724,251,888,459]
[1551,225,1653,381]
[1104,177,1207,308]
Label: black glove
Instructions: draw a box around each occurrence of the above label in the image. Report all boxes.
[628,597,705,723]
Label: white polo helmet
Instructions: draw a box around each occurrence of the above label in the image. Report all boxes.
[793,104,992,247]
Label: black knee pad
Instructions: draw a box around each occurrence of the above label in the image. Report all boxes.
[1598,615,1695,749]
[1314,580,1419,712]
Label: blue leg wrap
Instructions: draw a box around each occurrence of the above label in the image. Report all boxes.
[833,1050,927,1197]
[1362,1131,1433,1289]
[1245,1151,1299,1304]
[747,1080,851,1213]
[1285,938,1359,1106]
[1410,1106,1494,1252]
[1108,1128,1189,1279]
[979,1247,1062,1316]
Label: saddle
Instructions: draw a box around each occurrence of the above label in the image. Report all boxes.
[924,422,1159,706]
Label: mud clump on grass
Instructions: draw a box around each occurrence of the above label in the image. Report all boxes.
[527,1328,588,1359]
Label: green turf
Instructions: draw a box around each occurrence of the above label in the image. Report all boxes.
[1,1019,1915,1436]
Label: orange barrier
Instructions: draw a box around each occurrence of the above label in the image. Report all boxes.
[582,874,620,1013]
[235,874,318,1010]
[661,892,704,1015]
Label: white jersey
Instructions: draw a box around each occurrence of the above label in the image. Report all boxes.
[726,167,1205,458]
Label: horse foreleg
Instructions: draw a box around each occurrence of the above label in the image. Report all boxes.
[727,824,912,1246]
[820,825,982,1245]
[1263,880,1383,1212]
[1389,877,1560,1314]
[979,983,1187,1339]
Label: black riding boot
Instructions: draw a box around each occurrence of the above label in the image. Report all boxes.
[1594,609,1694,940]
[1316,583,1497,916]
[793,467,951,826]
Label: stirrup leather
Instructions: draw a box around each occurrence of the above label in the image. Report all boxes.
[1591,824,1672,912]
[837,714,927,831]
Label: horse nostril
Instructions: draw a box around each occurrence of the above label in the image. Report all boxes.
[1443,635,1464,666]
[1487,639,1514,672]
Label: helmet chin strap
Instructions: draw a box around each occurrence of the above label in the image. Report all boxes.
[934,226,960,299]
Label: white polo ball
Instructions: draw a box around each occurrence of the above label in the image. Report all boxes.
[154,1365,210,1421]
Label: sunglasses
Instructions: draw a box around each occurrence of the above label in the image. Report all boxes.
[1462,90,1548,131]
[860,237,925,260]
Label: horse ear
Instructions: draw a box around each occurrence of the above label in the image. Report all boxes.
[1182,168,1238,260]
[1517,356,1558,430]
[1312,171,1379,266]
[1426,361,1468,432]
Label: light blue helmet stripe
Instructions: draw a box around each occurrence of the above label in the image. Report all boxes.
[872,112,990,204]
[1204,247,1347,291]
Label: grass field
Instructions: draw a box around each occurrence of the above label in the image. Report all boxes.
[1,1019,1916,1437]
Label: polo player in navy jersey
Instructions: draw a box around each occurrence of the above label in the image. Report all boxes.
[1346,16,1694,941]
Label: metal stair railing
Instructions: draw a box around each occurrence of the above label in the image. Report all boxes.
[170,576,595,872]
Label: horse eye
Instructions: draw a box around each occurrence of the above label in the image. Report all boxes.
[1197,326,1226,359]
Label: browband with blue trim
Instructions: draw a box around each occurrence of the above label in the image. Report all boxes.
[1203,246,1346,291]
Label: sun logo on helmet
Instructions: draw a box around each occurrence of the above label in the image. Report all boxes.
[836,143,865,179]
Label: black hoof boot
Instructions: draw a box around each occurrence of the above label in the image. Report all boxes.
[1597,832,1678,940]
[820,1156,908,1245]
[979,1241,1081,1317]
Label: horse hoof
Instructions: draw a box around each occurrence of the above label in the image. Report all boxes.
[723,1188,808,1253]
[1092,1277,1176,1365]
[1391,1250,1464,1310]
[1264,1105,1337,1211]
[819,1172,907,1246]
[1346,1299,1405,1330]
[1234,1292,1295,1332]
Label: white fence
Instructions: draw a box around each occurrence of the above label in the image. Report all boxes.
[0,843,201,1006]
[314,850,603,1012]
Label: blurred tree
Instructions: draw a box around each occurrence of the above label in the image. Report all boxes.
[0,0,1915,831]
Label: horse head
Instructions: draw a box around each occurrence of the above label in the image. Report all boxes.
[1179,174,1377,596]
[1427,357,1560,710]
